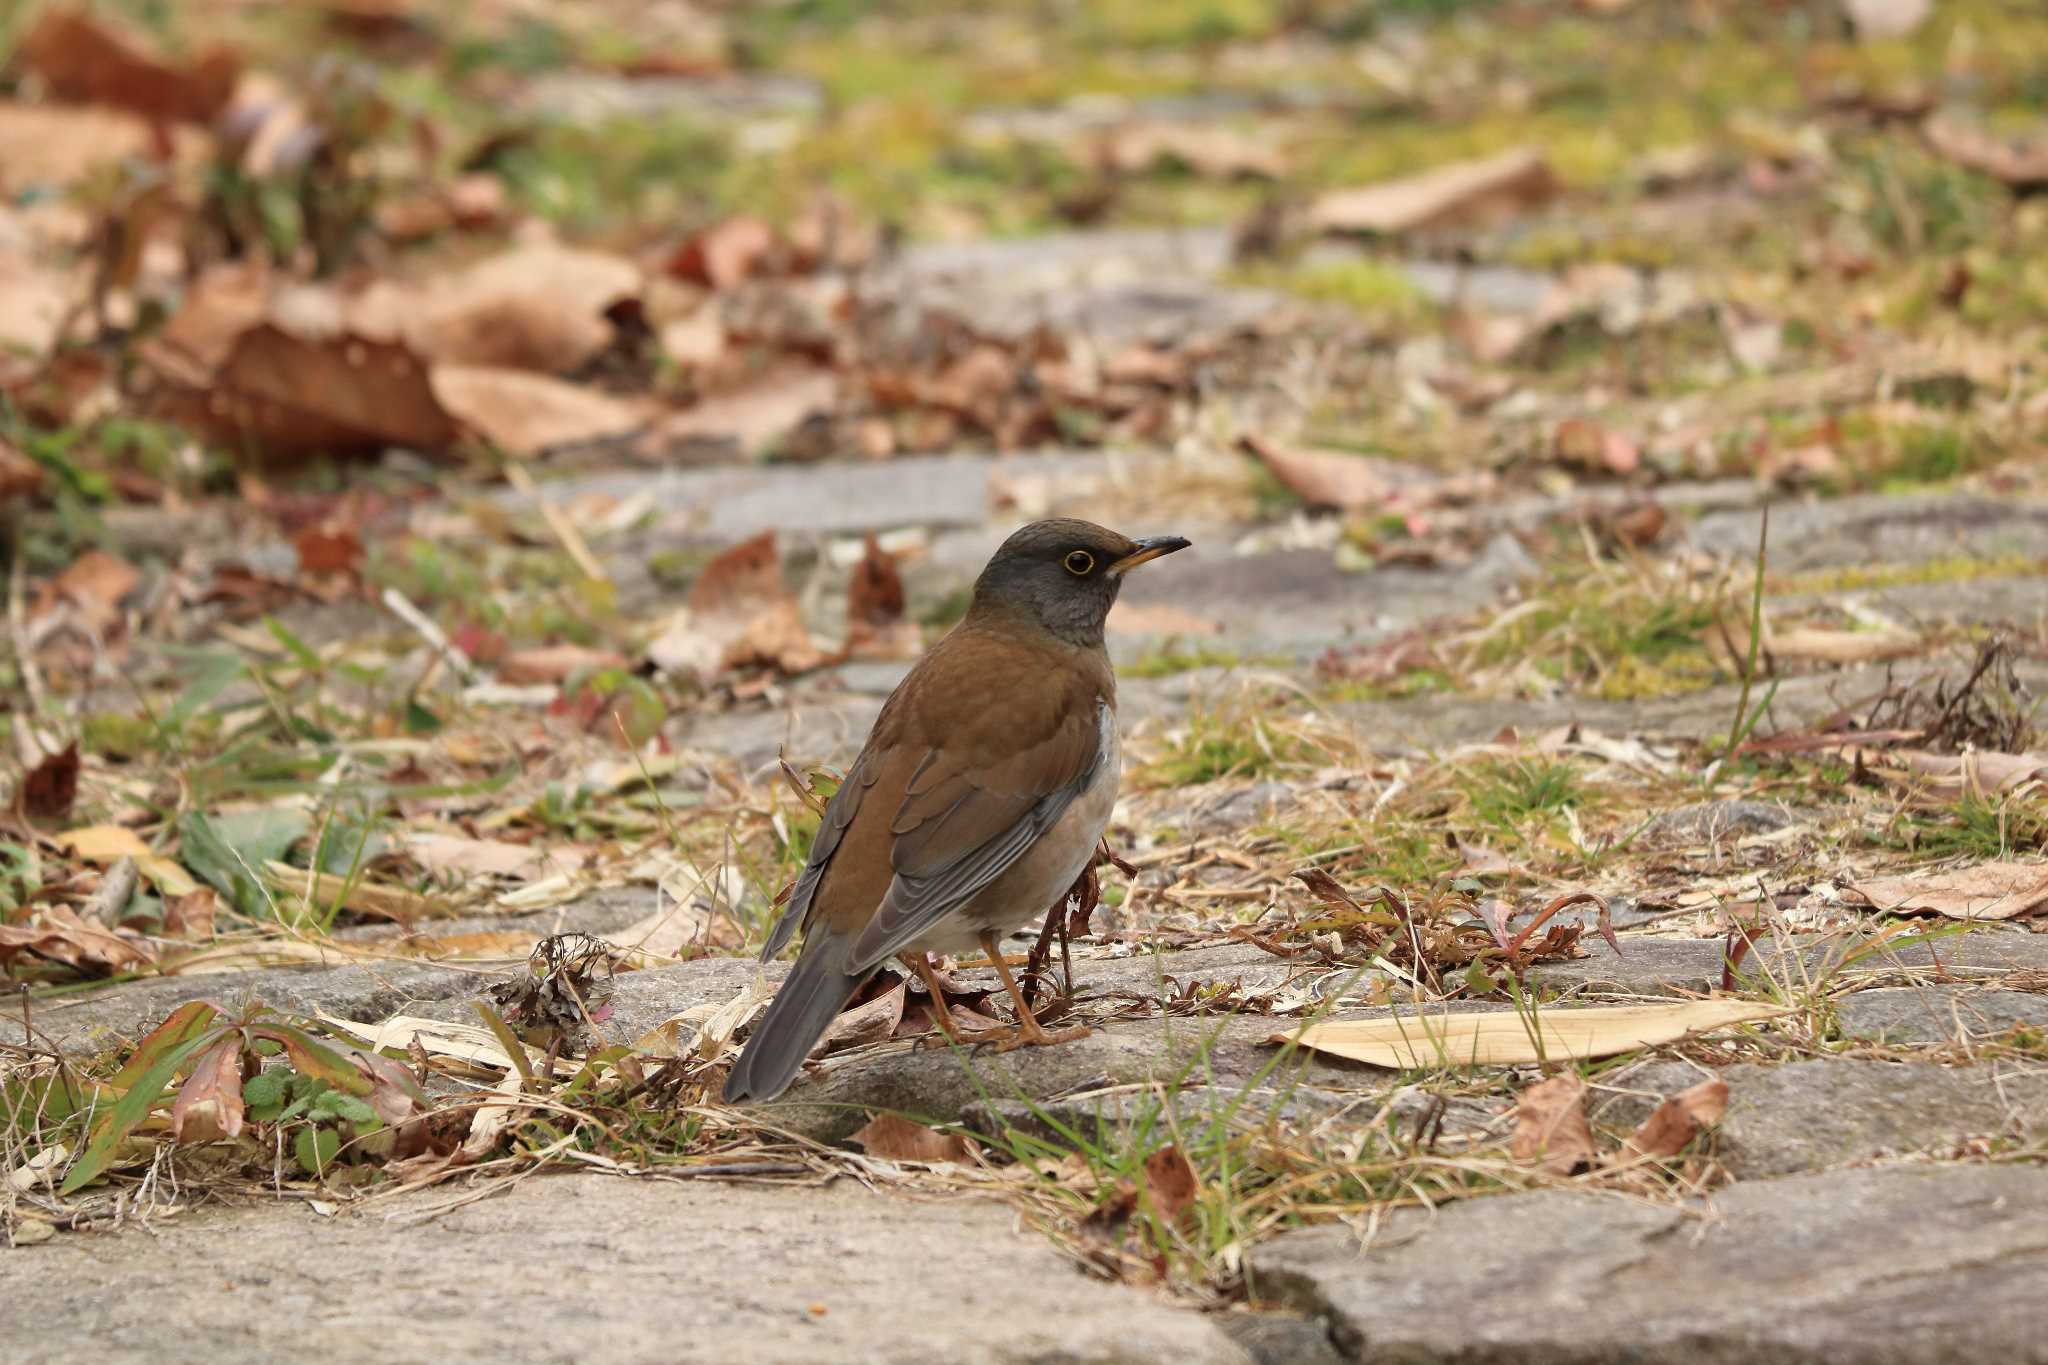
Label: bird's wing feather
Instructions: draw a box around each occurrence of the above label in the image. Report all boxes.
[757,741,885,962]
[848,697,1109,971]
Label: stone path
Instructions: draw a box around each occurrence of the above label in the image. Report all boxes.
[9,474,2048,1363]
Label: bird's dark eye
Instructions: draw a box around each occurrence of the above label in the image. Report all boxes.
[1064,550,1095,575]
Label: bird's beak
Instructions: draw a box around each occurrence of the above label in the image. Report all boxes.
[1108,534,1192,577]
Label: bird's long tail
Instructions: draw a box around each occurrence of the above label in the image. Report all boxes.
[722,938,868,1103]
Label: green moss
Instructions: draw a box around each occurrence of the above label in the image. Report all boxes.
[1777,555,2047,596]
[1234,257,1430,327]
[81,711,160,762]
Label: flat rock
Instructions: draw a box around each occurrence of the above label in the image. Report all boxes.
[13,1176,1247,1365]
[1253,1164,2048,1363]
[1836,985,2048,1045]
[1692,493,2048,572]
[1591,1056,2048,1178]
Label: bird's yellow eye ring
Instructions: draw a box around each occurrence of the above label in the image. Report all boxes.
[1064,550,1095,575]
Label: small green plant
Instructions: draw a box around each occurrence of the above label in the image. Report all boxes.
[1464,758,1584,827]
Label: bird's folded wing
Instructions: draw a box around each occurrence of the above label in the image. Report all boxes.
[758,744,884,961]
[847,696,1109,972]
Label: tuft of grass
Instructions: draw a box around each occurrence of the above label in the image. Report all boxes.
[1889,794,2048,861]
[1462,757,1585,828]
[1466,557,1728,700]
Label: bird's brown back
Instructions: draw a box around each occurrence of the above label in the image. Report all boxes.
[810,617,1115,939]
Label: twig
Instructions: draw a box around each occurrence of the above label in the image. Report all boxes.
[81,857,139,929]
[504,461,609,585]
[380,586,479,684]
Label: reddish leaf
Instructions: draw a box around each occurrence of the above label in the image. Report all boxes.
[19,742,79,820]
[850,1112,974,1163]
[18,7,240,125]
[669,216,780,290]
[294,523,364,577]
[1621,1078,1729,1163]
[170,1035,247,1143]
[1139,1145,1202,1226]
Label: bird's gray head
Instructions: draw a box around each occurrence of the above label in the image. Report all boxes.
[968,518,1190,647]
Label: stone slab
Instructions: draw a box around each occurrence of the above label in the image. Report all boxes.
[1253,1164,2048,1364]
[8,1176,1247,1365]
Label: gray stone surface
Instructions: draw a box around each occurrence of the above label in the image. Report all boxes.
[1644,799,1800,845]
[1692,494,2048,571]
[10,1176,1248,1365]
[1836,985,2048,1045]
[1590,1056,2048,1178]
[1253,1164,2048,1364]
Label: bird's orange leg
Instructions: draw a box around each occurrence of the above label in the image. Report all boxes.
[977,931,1091,1052]
[904,952,967,1044]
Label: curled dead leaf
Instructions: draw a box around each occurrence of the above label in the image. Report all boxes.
[18,742,80,821]
[1509,1073,1594,1176]
[18,7,240,125]
[1845,863,2048,922]
[850,1112,974,1164]
[1621,1078,1729,1163]
[1310,148,1557,236]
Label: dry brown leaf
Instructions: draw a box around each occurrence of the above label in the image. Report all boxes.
[850,1112,974,1164]
[818,981,907,1053]
[405,833,588,881]
[401,245,640,372]
[1106,602,1224,637]
[430,366,648,458]
[1139,1144,1202,1225]
[1621,1078,1729,1162]
[0,103,176,191]
[163,887,218,940]
[1553,418,1640,476]
[1094,122,1286,179]
[646,367,838,461]
[1509,1073,1594,1175]
[1310,148,1557,235]
[669,216,780,290]
[0,439,47,504]
[1276,999,1783,1068]
[1924,112,2048,188]
[18,7,240,125]
[398,930,540,961]
[1827,746,2047,797]
[170,1036,246,1144]
[845,534,921,661]
[647,532,832,683]
[18,742,79,821]
[294,522,364,577]
[1238,432,1392,511]
[0,248,83,357]
[259,862,453,923]
[156,323,462,460]
[1763,625,1921,664]
[1845,863,2048,921]
[0,904,154,975]
[36,549,141,632]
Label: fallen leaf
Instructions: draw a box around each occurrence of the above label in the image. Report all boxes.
[315,1011,567,1077]
[0,904,154,975]
[0,439,47,504]
[1310,148,1557,235]
[818,981,907,1053]
[669,216,780,290]
[1761,625,1921,664]
[1138,1144,1202,1225]
[0,103,173,192]
[1509,1073,1594,1175]
[398,245,640,372]
[169,1035,246,1144]
[293,523,364,577]
[18,7,240,125]
[1620,1078,1729,1162]
[498,643,629,684]
[156,324,463,460]
[644,367,838,462]
[1106,602,1224,637]
[1845,863,2048,922]
[1553,418,1640,476]
[1275,999,1783,1068]
[35,550,140,632]
[430,366,648,458]
[458,1071,530,1161]
[163,887,217,940]
[844,534,920,660]
[259,862,453,923]
[646,532,832,683]
[17,743,79,821]
[1923,112,2048,188]
[1094,122,1286,180]
[850,1112,974,1164]
[1238,433,1392,510]
[405,832,588,881]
